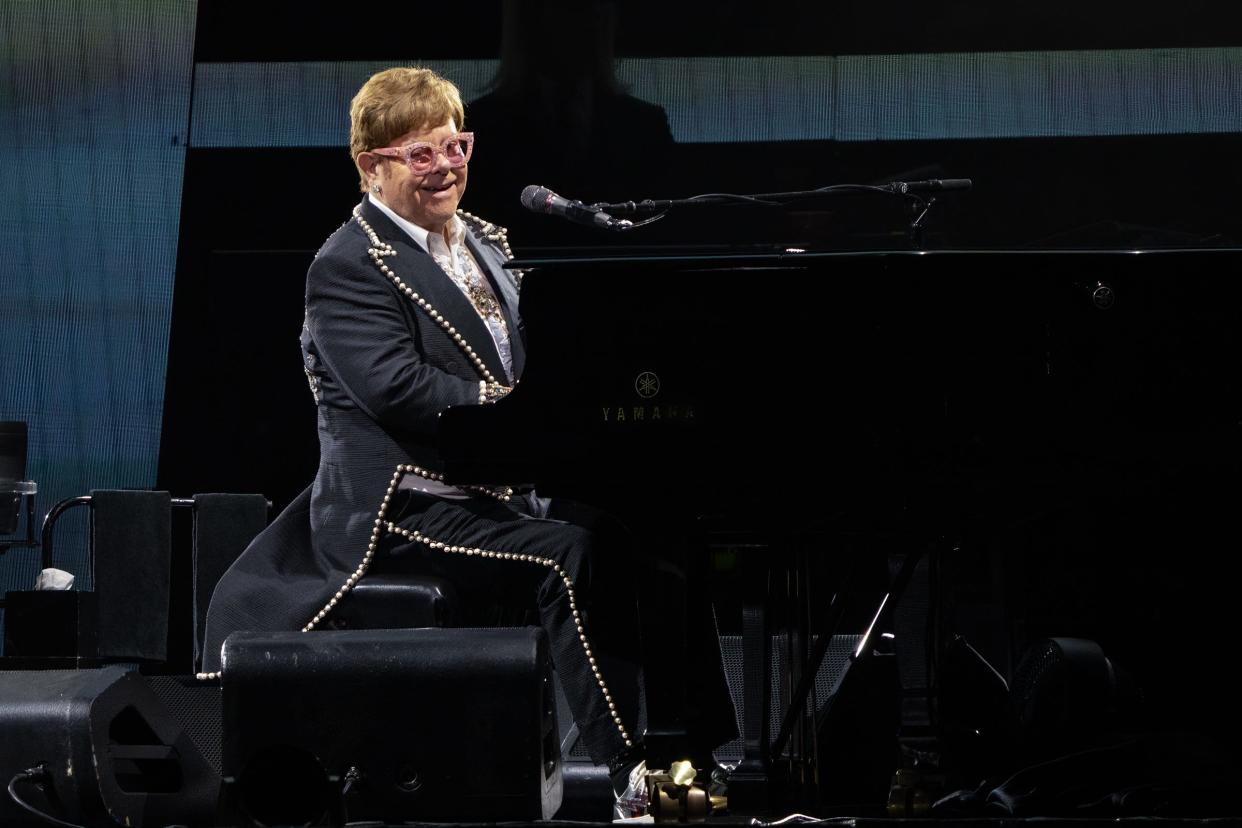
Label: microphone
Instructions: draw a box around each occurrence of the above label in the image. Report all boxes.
[887,178,972,194]
[520,185,631,229]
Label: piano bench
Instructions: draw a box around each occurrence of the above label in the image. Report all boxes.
[329,573,459,630]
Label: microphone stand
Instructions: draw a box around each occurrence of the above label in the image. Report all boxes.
[591,180,971,212]
[908,196,938,249]
[588,179,972,245]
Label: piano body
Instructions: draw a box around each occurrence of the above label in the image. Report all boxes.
[444,247,1239,498]
[439,246,1242,801]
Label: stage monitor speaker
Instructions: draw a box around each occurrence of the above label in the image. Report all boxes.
[220,627,562,826]
[0,666,221,827]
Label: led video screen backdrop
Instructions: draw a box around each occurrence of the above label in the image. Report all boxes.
[0,1,196,603]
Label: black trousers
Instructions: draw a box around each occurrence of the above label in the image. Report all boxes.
[379,489,645,767]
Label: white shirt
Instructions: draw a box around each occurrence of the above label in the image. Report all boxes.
[367,194,513,382]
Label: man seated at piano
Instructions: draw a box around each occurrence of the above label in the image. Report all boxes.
[201,65,663,816]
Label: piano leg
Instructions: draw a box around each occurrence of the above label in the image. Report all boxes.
[726,549,774,811]
[713,529,938,815]
[775,546,927,759]
[697,523,799,815]
[634,531,738,772]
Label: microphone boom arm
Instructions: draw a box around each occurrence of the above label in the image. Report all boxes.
[588,178,973,213]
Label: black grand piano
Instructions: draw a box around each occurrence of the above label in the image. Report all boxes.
[439,244,1242,808]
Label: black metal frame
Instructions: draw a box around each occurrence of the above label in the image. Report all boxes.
[37,496,208,579]
[2,493,270,612]
[723,527,942,813]
[0,485,41,610]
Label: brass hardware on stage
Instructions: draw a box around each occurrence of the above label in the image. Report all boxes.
[886,767,944,817]
[646,760,723,823]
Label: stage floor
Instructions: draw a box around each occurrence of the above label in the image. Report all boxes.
[299,818,1242,827]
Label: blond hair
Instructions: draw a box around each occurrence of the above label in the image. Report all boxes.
[349,66,466,192]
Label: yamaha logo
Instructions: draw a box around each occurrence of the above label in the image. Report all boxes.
[604,372,693,422]
[635,372,660,399]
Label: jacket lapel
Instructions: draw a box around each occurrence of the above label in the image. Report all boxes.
[356,198,509,383]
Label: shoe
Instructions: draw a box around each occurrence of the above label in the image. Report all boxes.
[615,760,721,823]
[612,759,650,821]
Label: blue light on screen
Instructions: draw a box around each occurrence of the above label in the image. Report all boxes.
[0,1,197,604]
[190,48,1242,148]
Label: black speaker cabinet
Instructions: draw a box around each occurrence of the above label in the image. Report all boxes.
[220,627,563,826]
[0,666,221,827]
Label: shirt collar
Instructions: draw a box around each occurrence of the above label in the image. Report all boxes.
[367,193,464,253]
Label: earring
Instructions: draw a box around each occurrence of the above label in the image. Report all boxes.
[370,182,381,194]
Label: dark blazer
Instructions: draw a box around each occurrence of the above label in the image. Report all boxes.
[201,196,524,672]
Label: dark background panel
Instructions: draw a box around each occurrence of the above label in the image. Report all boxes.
[193,0,504,62]
[194,0,1242,61]
[623,1,1242,56]
[157,246,319,514]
